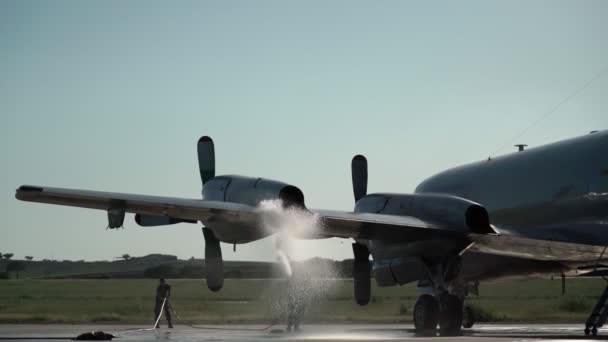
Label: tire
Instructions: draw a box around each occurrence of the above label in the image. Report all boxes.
[462,305,475,328]
[439,294,463,336]
[413,294,439,332]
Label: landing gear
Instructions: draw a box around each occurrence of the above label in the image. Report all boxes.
[412,255,469,335]
[413,293,465,335]
[439,294,463,335]
[585,283,608,336]
[413,294,439,332]
[585,326,598,337]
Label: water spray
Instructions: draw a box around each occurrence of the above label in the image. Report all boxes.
[257,199,340,326]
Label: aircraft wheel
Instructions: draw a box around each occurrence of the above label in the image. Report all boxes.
[462,305,475,328]
[592,327,598,336]
[585,327,590,336]
[413,294,439,332]
[439,294,463,336]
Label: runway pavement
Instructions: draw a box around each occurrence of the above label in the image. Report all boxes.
[0,324,606,342]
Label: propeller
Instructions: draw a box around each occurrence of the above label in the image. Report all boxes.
[351,154,368,202]
[197,136,215,184]
[351,154,372,306]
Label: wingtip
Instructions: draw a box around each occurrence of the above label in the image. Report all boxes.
[17,185,43,192]
[15,185,43,201]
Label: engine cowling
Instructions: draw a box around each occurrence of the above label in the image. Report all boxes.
[355,193,493,234]
[202,175,305,208]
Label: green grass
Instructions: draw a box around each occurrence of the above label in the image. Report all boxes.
[0,258,280,279]
[0,278,604,323]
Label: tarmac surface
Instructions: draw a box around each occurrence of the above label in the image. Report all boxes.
[0,324,606,342]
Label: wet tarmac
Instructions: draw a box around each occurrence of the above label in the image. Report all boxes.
[0,324,606,342]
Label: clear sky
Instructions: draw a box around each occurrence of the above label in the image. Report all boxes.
[1,0,607,262]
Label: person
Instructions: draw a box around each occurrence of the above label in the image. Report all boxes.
[154,278,173,328]
[286,278,306,332]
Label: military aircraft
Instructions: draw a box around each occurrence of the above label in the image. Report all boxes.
[15,131,608,335]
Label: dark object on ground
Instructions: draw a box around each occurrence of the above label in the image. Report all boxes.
[73,331,114,340]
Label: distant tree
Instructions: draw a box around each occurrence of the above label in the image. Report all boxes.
[180,264,203,278]
[6,261,25,279]
[3,253,13,260]
[143,264,177,278]
[25,256,33,261]
[121,254,131,261]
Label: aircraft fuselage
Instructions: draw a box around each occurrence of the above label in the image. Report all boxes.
[416,131,608,231]
[372,131,608,284]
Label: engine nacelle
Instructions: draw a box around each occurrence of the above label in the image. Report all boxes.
[202,175,305,208]
[355,193,493,234]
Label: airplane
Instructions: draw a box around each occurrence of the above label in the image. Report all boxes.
[15,130,608,336]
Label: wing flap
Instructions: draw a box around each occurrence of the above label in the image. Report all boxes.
[471,233,607,262]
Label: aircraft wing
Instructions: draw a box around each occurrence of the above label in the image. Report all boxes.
[15,185,258,225]
[314,210,608,262]
[15,185,464,241]
[15,185,608,262]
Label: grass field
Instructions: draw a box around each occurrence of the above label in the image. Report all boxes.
[0,278,604,324]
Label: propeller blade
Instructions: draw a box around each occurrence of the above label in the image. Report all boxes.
[351,154,368,202]
[197,136,215,184]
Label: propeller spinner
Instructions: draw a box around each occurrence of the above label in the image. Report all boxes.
[351,154,368,202]
[197,136,215,184]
